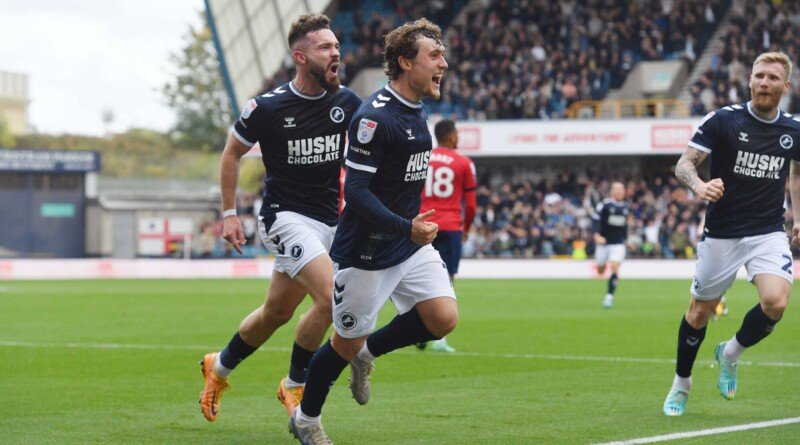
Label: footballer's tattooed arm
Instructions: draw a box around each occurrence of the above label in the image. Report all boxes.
[675,146,724,202]
[675,147,708,192]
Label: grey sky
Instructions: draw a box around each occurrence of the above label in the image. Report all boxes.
[0,0,205,136]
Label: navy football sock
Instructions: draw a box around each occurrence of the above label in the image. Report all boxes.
[300,340,348,417]
[288,341,316,384]
[735,303,780,347]
[675,316,706,378]
[218,332,258,370]
[607,273,618,295]
[366,307,437,358]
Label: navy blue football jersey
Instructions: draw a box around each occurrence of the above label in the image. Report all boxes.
[689,101,800,238]
[233,82,361,226]
[331,85,433,270]
[594,199,629,244]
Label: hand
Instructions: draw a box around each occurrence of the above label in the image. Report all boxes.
[461,231,469,243]
[694,178,724,202]
[222,215,246,254]
[792,222,800,249]
[411,209,439,246]
[596,235,607,246]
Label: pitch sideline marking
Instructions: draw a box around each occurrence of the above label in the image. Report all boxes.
[0,340,798,368]
[593,417,800,444]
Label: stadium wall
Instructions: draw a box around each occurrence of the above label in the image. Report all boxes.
[0,259,774,280]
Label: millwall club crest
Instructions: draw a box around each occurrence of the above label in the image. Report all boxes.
[780,134,794,149]
[330,107,345,123]
[358,118,378,143]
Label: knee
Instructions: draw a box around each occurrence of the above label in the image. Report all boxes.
[686,300,715,327]
[427,309,458,339]
[262,303,295,326]
[331,334,363,361]
[762,298,788,320]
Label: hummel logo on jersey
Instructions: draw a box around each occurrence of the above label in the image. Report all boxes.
[284,117,296,128]
[371,94,390,108]
[738,132,749,142]
[405,151,430,182]
[287,134,341,165]
[406,129,415,140]
[734,150,784,179]
[333,281,345,305]
[262,86,287,98]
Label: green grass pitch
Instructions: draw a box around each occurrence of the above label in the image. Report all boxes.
[1,278,798,444]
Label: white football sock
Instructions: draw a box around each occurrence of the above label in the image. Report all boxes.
[723,336,746,362]
[284,376,303,389]
[296,408,321,426]
[357,342,375,362]
[214,355,233,378]
[672,374,692,391]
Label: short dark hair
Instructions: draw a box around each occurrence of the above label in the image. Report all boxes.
[287,13,331,48]
[383,18,443,80]
[434,119,456,142]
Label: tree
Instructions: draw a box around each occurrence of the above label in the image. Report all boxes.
[162,15,230,152]
[0,112,16,148]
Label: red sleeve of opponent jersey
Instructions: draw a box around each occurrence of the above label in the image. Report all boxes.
[462,157,477,233]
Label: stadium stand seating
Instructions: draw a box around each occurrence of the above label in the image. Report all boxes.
[689,0,800,115]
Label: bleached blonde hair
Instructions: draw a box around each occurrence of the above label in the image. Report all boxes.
[752,51,793,81]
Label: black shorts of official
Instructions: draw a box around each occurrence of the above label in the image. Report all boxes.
[432,230,462,275]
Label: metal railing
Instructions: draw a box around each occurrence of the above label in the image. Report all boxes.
[566,99,690,119]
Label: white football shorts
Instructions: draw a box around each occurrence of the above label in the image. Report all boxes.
[257,211,336,278]
[595,243,626,266]
[332,244,456,338]
[691,231,793,300]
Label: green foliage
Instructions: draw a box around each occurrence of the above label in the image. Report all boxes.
[161,16,230,152]
[0,112,16,148]
[238,157,266,195]
[2,278,799,444]
[13,129,219,180]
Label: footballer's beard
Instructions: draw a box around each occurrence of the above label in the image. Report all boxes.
[309,60,340,93]
[751,88,780,114]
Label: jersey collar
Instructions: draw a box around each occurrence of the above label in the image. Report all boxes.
[746,101,780,124]
[384,84,423,109]
[289,81,327,100]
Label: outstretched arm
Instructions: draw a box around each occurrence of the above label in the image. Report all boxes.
[219,135,252,254]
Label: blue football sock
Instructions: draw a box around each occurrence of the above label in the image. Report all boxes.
[735,303,779,347]
[675,316,706,378]
[218,332,258,370]
[288,341,316,384]
[366,307,437,358]
[607,273,618,295]
[300,340,348,417]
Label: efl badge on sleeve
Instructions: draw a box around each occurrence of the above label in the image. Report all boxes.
[241,99,257,119]
[357,118,378,144]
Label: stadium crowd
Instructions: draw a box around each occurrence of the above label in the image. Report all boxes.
[260,0,729,119]
[689,0,800,116]
[203,169,800,261]
[466,171,706,259]
[427,0,726,120]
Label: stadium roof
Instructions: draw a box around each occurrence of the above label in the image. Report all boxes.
[204,0,332,116]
